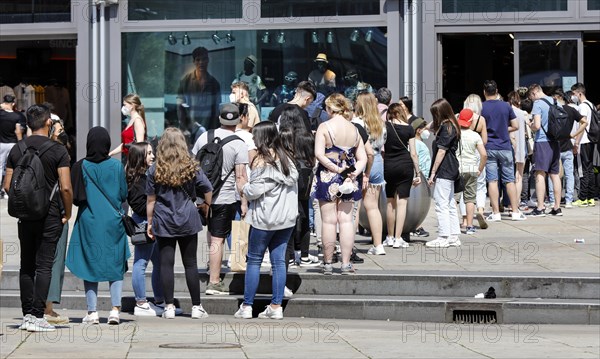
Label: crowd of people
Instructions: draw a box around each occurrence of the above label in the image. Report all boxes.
[1,78,598,329]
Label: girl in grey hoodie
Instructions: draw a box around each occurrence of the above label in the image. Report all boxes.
[235,122,298,320]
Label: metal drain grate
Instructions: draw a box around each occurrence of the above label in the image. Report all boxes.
[453,310,497,324]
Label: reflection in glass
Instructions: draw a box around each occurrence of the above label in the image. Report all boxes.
[262,32,271,44]
[0,0,70,24]
[182,33,191,46]
[128,0,243,20]
[168,33,177,45]
[261,0,380,18]
[519,40,577,89]
[442,0,567,13]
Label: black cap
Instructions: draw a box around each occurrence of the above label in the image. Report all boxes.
[3,94,15,103]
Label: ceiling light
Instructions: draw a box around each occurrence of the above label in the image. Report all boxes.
[226,33,236,43]
[509,33,514,39]
[262,31,271,44]
[212,32,221,45]
[350,30,359,42]
[168,32,177,45]
[326,31,334,44]
[311,31,319,44]
[182,32,191,45]
[277,31,285,44]
[365,30,373,43]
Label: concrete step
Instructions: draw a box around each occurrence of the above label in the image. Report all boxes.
[1,290,598,325]
[1,267,598,299]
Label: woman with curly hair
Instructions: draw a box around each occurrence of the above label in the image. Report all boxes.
[146,128,213,319]
[313,93,367,275]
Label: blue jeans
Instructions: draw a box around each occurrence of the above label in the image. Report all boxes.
[84,280,123,311]
[486,149,515,184]
[131,213,164,302]
[243,226,294,306]
[548,150,574,203]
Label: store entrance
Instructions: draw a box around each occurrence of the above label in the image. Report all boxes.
[441,33,514,112]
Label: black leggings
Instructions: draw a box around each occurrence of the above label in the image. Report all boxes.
[286,199,310,269]
[157,234,201,306]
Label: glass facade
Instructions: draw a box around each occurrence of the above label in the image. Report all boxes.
[519,40,578,91]
[127,0,243,20]
[123,27,387,140]
[442,0,567,13]
[0,0,71,23]
[260,0,380,17]
[589,0,600,10]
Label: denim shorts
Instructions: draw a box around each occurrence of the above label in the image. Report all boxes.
[485,149,515,184]
[369,153,385,185]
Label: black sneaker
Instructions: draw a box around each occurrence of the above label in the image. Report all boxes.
[412,227,430,237]
[350,248,364,264]
[549,208,563,216]
[528,208,546,217]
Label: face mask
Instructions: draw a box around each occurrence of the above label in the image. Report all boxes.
[571,95,579,104]
[338,181,356,195]
[229,93,237,103]
[121,106,131,116]
[57,132,69,146]
[421,129,431,140]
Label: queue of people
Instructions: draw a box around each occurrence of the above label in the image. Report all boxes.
[3,79,598,328]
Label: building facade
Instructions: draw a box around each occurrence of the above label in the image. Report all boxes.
[0,0,598,159]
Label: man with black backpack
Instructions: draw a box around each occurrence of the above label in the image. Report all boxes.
[3,104,73,332]
[571,82,598,207]
[192,103,248,295]
[527,84,564,217]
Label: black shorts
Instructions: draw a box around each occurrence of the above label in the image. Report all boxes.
[207,203,238,238]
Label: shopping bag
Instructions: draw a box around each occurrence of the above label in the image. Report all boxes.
[230,220,249,272]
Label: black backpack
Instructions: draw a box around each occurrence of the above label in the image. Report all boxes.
[583,102,600,144]
[195,130,242,199]
[8,140,59,220]
[539,98,571,142]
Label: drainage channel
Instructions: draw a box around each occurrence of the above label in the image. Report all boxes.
[159,343,242,350]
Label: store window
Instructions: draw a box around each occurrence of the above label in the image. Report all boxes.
[589,0,600,10]
[518,40,578,91]
[123,27,387,141]
[0,0,71,23]
[261,0,380,17]
[127,0,243,20]
[442,0,567,13]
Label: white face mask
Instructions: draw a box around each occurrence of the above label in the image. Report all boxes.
[229,93,237,103]
[421,129,431,140]
[121,105,131,116]
[571,95,579,104]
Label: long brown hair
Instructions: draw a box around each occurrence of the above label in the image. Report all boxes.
[355,92,383,139]
[123,93,146,124]
[125,142,150,186]
[155,128,197,187]
[430,98,460,140]
[386,103,407,123]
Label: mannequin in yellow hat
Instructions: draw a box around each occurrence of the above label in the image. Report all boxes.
[308,53,336,95]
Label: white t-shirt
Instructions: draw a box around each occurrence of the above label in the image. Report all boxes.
[577,100,594,145]
[192,128,249,204]
[458,128,483,173]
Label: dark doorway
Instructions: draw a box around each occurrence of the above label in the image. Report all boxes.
[583,32,600,104]
[442,34,514,112]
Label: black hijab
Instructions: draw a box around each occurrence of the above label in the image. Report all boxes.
[72,127,112,205]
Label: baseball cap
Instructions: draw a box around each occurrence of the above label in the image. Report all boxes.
[410,117,427,131]
[3,94,15,103]
[458,108,474,128]
[219,103,240,126]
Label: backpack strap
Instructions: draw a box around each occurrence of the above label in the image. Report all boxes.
[538,98,553,139]
[216,134,243,187]
[208,129,215,144]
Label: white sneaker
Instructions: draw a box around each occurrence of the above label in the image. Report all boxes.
[191,305,209,319]
[258,305,283,320]
[107,310,120,325]
[448,236,462,247]
[367,245,386,255]
[155,302,183,316]
[234,304,253,319]
[27,317,56,332]
[284,286,294,298]
[162,305,176,319]
[392,237,409,248]
[486,213,502,222]
[425,237,451,248]
[511,211,527,221]
[134,302,163,317]
[565,202,573,209]
[82,311,100,324]
[19,314,35,330]
[382,236,394,247]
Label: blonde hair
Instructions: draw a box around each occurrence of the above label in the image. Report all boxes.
[123,93,146,123]
[355,92,383,139]
[325,93,353,120]
[463,94,482,115]
[155,128,198,187]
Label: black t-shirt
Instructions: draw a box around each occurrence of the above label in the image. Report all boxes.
[560,105,584,152]
[384,121,415,163]
[7,135,71,194]
[0,110,26,143]
[431,123,459,181]
[268,103,311,132]
[353,122,369,144]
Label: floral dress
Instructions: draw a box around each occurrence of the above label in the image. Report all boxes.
[312,122,362,202]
